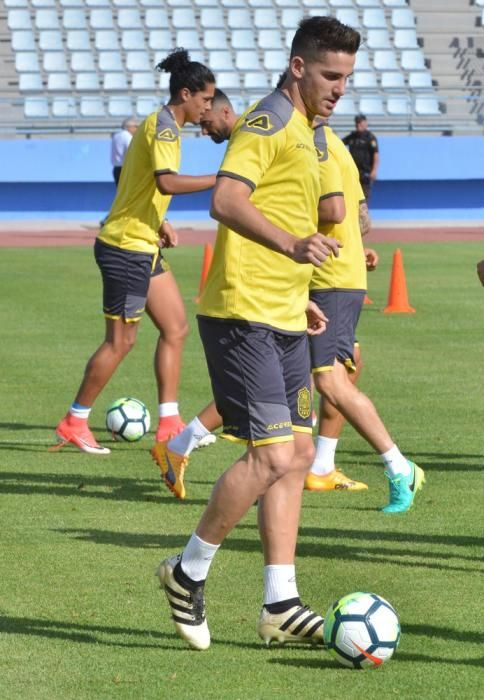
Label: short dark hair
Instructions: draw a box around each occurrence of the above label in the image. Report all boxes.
[212,88,233,110]
[355,114,367,124]
[156,48,215,99]
[290,16,360,62]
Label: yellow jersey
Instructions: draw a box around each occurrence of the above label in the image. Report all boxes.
[310,124,367,291]
[98,106,180,254]
[199,90,320,333]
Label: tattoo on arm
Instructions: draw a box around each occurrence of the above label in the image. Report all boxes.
[359,203,371,237]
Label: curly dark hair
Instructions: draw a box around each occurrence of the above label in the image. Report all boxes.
[156,48,215,98]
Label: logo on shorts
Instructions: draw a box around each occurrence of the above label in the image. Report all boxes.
[297,387,311,420]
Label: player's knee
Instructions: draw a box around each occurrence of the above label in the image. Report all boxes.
[293,436,315,473]
[161,319,189,344]
[254,443,297,485]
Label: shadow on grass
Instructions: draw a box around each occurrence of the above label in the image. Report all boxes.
[336,448,483,472]
[268,651,484,669]
[0,471,207,506]
[54,529,483,574]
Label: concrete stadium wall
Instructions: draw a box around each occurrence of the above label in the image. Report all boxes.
[0,135,482,222]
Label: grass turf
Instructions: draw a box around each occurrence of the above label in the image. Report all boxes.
[0,242,483,699]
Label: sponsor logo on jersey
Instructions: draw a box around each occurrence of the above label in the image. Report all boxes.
[245,114,273,131]
[156,128,177,142]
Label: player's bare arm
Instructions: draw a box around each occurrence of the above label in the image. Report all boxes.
[156,172,216,195]
[212,176,340,266]
[318,194,345,225]
[359,202,371,237]
[477,259,484,285]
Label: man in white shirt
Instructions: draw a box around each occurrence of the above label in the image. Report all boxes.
[111,117,138,185]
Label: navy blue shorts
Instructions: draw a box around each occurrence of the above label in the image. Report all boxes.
[94,239,168,322]
[309,289,365,373]
[198,317,313,446]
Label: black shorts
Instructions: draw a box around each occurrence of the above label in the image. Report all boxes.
[94,239,168,322]
[309,289,365,373]
[198,317,313,446]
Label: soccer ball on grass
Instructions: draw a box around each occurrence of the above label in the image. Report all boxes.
[323,592,400,669]
[106,397,150,442]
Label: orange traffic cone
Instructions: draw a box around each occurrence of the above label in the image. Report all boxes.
[383,248,415,314]
[363,294,373,305]
[195,243,213,303]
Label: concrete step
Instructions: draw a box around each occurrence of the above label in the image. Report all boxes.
[415,11,480,33]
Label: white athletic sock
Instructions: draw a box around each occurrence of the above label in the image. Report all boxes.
[380,444,411,478]
[158,402,179,418]
[263,565,299,606]
[168,416,210,456]
[310,436,338,476]
[180,532,220,582]
[69,403,91,420]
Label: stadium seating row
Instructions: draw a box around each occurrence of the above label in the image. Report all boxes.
[5,0,411,8]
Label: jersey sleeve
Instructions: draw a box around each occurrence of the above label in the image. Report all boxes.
[151,133,180,176]
[319,144,344,200]
[218,115,286,191]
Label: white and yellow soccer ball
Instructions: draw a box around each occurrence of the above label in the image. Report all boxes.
[106,397,150,442]
[323,592,400,669]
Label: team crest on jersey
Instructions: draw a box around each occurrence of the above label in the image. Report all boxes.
[156,128,177,142]
[245,114,273,131]
[297,387,311,420]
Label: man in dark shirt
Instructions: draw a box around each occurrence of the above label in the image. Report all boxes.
[342,114,379,202]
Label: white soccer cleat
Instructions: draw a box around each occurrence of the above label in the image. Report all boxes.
[156,554,210,651]
[257,604,325,646]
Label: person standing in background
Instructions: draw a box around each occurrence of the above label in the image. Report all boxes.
[342,114,379,202]
[100,117,139,227]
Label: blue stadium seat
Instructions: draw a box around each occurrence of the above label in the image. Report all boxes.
[217,72,241,89]
[221,0,247,7]
[95,30,119,50]
[258,30,283,50]
[15,52,40,72]
[284,29,296,49]
[63,10,87,29]
[158,73,170,90]
[355,0,381,6]
[380,71,405,90]
[108,96,134,117]
[263,50,287,72]
[103,73,128,90]
[126,52,152,72]
[11,30,35,51]
[274,0,301,7]
[145,8,170,28]
[175,30,201,50]
[19,73,44,91]
[80,96,106,117]
[414,95,441,116]
[254,8,278,28]
[39,30,63,51]
[71,52,96,72]
[408,71,433,90]
[89,9,114,30]
[281,9,303,29]
[194,0,220,6]
[99,51,124,71]
[302,0,329,7]
[329,0,354,7]
[204,30,228,49]
[227,9,251,29]
[140,0,166,4]
[248,0,275,6]
[353,70,378,90]
[373,49,399,71]
[335,9,360,29]
[231,30,256,49]
[391,8,416,29]
[363,8,387,28]
[76,72,100,90]
[244,72,270,89]
[136,96,160,117]
[118,9,142,29]
[43,52,68,72]
[131,72,156,90]
[60,0,84,6]
[8,9,32,30]
[235,50,261,71]
[121,30,146,51]
[382,0,408,5]
[113,0,138,5]
[85,0,110,6]
[358,94,385,115]
[167,0,191,5]
[66,30,90,50]
[24,96,49,118]
[401,49,426,71]
[148,30,173,51]
[47,72,71,90]
[35,10,60,30]
[52,96,77,118]
[386,95,410,116]
[33,0,56,5]
[354,49,371,71]
[333,93,356,115]
[5,0,29,6]
[200,8,225,28]
[172,8,197,29]
[208,50,234,70]
[394,29,419,50]
[366,29,391,49]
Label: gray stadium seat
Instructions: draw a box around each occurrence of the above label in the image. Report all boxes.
[126,52,151,72]
[254,8,278,28]
[394,29,419,50]
[39,30,63,51]
[131,72,156,90]
[408,71,433,90]
[108,96,134,117]
[8,9,32,30]
[95,30,119,50]
[258,30,283,50]
[235,50,261,71]
[136,96,160,117]
[103,73,128,90]
[244,72,270,89]
[391,8,416,29]
[231,30,256,50]
[24,96,49,118]
[63,10,87,29]
[414,95,441,116]
[227,9,251,29]
[335,9,360,28]
[204,30,228,49]
[401,50,426,71]
[89,9,114,30]
[175,30,201,50]
[122,30,147,51]
[19,73,43,91]
[11,30,35,51]
[366,29,391,49]
[43,52,68,72]
[373,49,399,71]
[386,95,410,116]
[358,94,385,115]
[52,96,77,118]
[145,8,170,28]
[76,72,100,90]
[80,96,106,117]
[363,8,387,28]
[47,72,71,90]
[71,52,96,72]
[15,52,40,72]
[172,8,197,29]
[353,70,378,90]
[200,8,225,28]
[333,94,356,115]
[380,71,405,89]
[217,72,241,89]
[99,51,123,71]
[208,50,234,70]
[118,9,142,29]
[67,30,90,50]
[35,10,60,30]
[148,30,173,51]
[263,50,286,72]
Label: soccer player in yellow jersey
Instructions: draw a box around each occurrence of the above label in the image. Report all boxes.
[155,17,360,651]
[307,123,425,513]
[51,50,216,454]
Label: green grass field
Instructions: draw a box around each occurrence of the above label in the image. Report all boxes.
[0,241,483,699]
